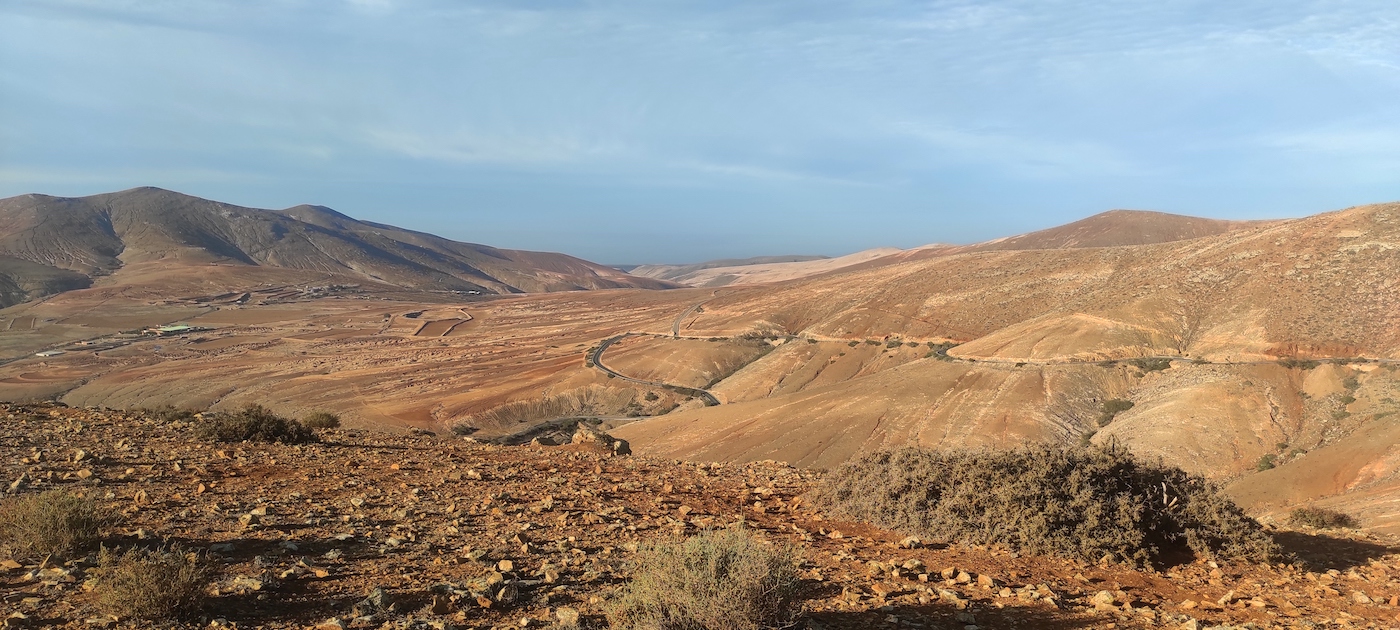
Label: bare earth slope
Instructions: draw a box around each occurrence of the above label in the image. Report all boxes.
[0,187,674,306]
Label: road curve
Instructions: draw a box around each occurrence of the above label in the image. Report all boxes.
[589,334,721,406]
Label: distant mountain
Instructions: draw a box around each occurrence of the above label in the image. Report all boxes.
[629,255,832,286]
[627,210,1265,288]
[0,187,676,306]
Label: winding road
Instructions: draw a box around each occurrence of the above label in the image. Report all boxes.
[589,334,721,406]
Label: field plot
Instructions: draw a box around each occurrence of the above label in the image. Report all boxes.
[4,316,35,330]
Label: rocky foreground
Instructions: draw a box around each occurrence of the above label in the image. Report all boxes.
[2,402,1399,629]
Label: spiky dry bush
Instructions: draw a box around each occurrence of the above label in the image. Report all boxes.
[811,446,1280,567]
[1288,506,1357,529]
[301,411,342,429]
[93,545,214,620]
[0,490,120,560]
[607,528,802,630]
[194,404,316,444]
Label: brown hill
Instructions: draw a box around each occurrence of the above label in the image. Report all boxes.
[632,210,1265,288]
[613,203,1400,529]
[4,201,1398,539]
[0,187,675,306]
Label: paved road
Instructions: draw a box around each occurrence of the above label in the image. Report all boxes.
[589,334,721,406]
[672,301,707,337]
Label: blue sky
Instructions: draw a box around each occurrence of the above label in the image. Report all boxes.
[3,1,1399,263]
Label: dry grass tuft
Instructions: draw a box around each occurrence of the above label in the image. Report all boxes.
[301,411,342,429]
[0,490,119,560]
[811,446,1280,567]
[93,545,214,620]
[194,404,317,444]
[1288,506,1357,529]
[607,527,802,630]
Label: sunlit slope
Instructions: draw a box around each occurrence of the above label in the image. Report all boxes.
[674,203,1400,360]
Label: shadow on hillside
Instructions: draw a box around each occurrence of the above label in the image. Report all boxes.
[799,581,1100,630]
[1275,530,1396,571]
[806,604,1100,630]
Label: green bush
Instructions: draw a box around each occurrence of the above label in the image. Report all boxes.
[0,490,120,560]
[194,405,317,444]
[1098,399,1135,427]
[93,545,214,620]
[1287,507,1357,529]
[1277,358,1320,370]
[301,411,341,429]
[1129,358,1172,372]
[607,528,802,630]
[811,446,1280,567]
[1256,454,1276,471]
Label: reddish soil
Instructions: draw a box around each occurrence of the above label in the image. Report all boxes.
[2,403,1398,629]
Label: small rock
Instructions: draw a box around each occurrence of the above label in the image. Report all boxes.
[352,587,393,616]
[1092,590,1117,611]
[1353,590,1374,605]
[1216,590,1236,606]
[556,607,580,627]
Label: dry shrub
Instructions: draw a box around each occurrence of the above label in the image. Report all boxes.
[301,411,342,429]
[1288,507,1357,529]
[141,405,197,423]
[194,404,316,444]
[93,545,214,620]
[607,528,802,630]
[811,446,1280,567]
[0,490,119,560]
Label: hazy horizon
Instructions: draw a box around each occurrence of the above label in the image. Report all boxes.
[4,1,1399,263]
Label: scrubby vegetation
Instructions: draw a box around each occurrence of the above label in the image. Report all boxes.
[0,490,120,560]
[301,411,342,429]
[194,405,317,444]
[1256,454,1277,471]
[1129,357,1173,372]
[142,405,198,423]
[1098,399,1135,427]
[811,446,1280,567]
[607,527,802,630]
[93,545,214,620]
[1278,358,1320,370]
[1288,506,1357,529]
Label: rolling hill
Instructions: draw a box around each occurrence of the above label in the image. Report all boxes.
[0,187,675,307]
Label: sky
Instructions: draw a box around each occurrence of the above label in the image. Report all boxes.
[2,1,1399,264]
